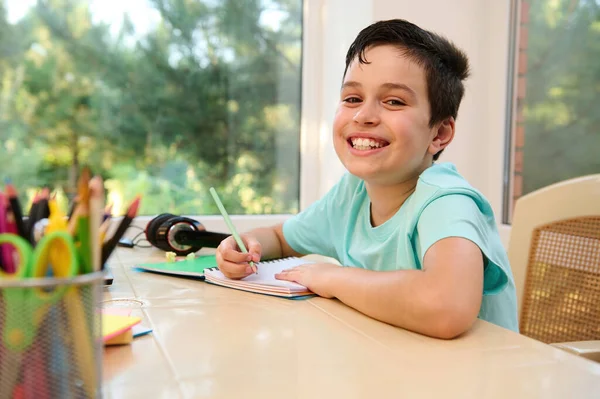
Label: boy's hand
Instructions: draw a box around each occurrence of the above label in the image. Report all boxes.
[216,235,262,279]
[275,263,340,298]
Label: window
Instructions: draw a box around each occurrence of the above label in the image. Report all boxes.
[504,0,600,222]
[0,0,303,216]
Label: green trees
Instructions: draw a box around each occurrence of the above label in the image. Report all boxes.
[0,0,302,215]
[522,0,600,194]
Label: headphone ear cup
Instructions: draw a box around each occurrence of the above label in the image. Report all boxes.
[161,216,202,255]
[145,213,176,247]
[169,216,203,231]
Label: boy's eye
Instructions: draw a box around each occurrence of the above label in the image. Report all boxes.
[385,99,405,106]
[343,97,362,104]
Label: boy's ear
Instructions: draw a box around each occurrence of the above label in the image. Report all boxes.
[429,117,455,155]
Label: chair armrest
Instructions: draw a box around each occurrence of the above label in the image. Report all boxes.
[551,341,600,362]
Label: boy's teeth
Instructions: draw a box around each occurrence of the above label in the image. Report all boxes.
[351,138,382,150]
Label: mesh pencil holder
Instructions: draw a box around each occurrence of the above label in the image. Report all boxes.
[0,271,104,398]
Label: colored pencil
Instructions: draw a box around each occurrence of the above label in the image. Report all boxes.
[75,168,92,273]
[209,187,257,273]
[0,194,12,272]
[99,218,110,244]
[27,192,41,244]
[101,196,141,266]
[88,176,104,272]
[30,188,50,244]
[103,203,112,222]
[67,194,79,220]
[63,289,96,398]
[65,169,97,395]
[38,187,51,220]
[2,193,19,273]
[5,184,27,240]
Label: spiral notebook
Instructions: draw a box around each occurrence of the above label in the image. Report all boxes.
[203,257,314,298]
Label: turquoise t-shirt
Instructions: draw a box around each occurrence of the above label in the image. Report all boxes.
[283,162,519,332]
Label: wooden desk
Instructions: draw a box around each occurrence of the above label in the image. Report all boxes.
[103,247,600,398]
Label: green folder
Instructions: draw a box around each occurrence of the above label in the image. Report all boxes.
[135,255,217,279]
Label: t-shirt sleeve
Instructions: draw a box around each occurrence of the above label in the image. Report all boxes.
[415,194,509,295]
[282,179,344,259]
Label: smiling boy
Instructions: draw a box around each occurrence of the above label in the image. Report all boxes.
[216,19,519,339]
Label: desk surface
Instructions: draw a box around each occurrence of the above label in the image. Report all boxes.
[103,248,600,398]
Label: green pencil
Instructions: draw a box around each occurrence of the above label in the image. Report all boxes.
[209,187,257,274]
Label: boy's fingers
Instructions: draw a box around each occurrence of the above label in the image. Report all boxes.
[245,237,262,262]
[274,271,294,281]
[217,237,252,263]
[216,235,260,278]
[219,236,237,250]
[216,239,253,279]
[219,261,253,279]
[222,247,252,263]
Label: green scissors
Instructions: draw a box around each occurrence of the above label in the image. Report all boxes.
[0,231,78,396]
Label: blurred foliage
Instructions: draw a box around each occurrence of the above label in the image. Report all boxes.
[522,0,600,194]
[0,0,302,216]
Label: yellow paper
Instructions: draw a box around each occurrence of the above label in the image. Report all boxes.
[102,314,141,342]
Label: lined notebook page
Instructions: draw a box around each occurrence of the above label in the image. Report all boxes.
[204,257,313,296]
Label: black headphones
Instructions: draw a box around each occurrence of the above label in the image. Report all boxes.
[145,213,230,256]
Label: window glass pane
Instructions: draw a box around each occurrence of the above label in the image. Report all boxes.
[508,0,600,217]
[0,0,303,215]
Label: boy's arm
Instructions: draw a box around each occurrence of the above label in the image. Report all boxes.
[330,236,483,339]
[278,236,483,339]
[245,223,305,260]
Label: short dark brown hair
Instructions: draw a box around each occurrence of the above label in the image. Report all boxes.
[344,19,470,160]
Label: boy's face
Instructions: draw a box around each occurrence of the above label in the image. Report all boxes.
[333,45,447,185]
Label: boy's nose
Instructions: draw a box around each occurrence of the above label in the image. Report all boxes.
[352,103,381,126]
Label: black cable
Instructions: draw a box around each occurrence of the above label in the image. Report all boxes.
[131,230,152,248]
